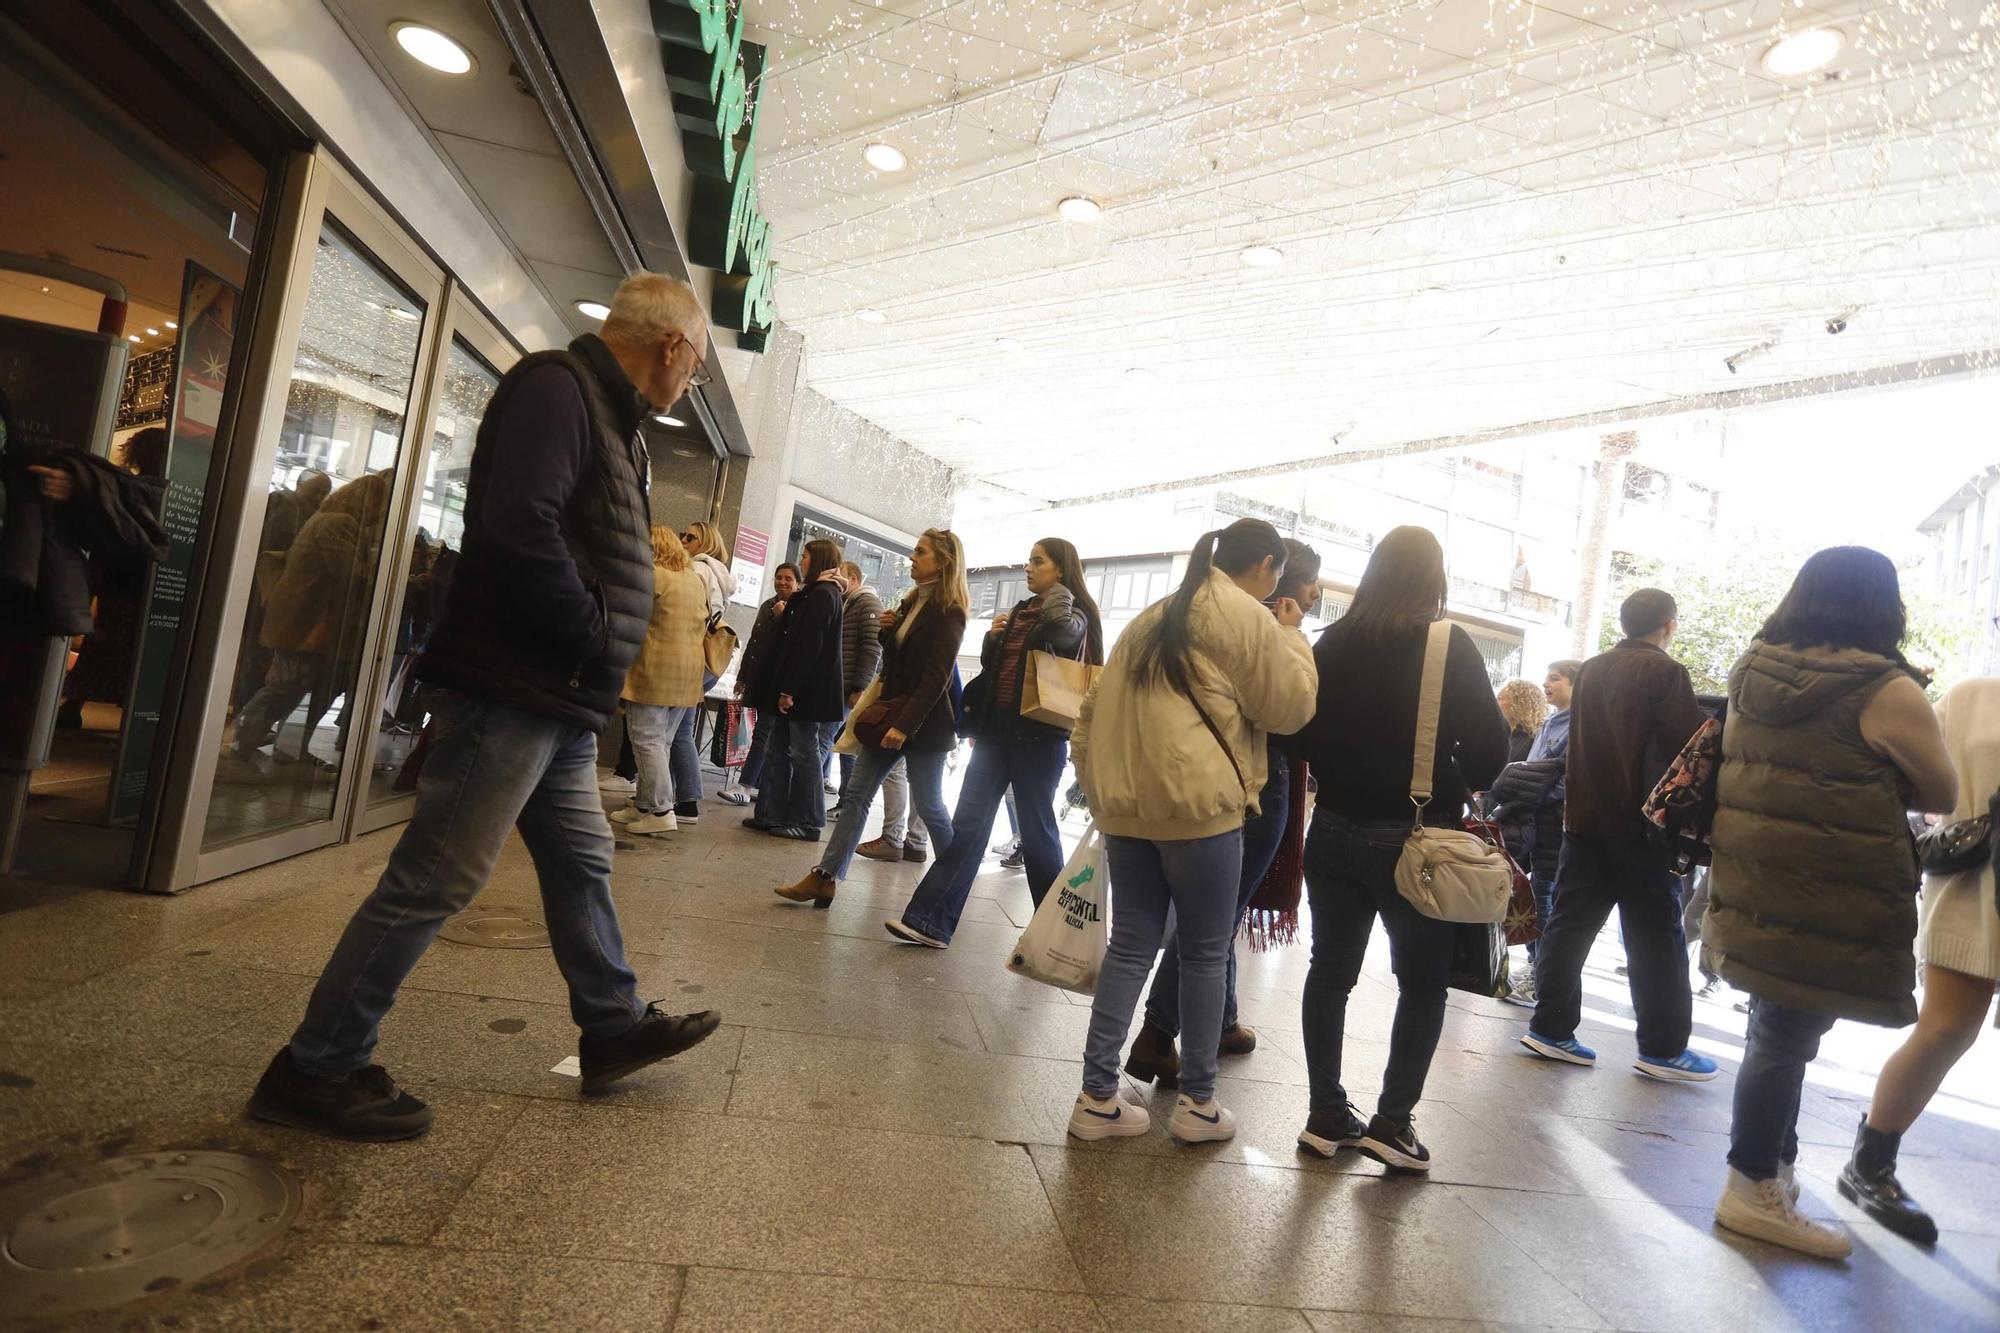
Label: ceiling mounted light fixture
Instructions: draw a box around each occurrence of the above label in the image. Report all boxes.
[391,22,475,75]
[1761,27,1843,78]
[994,337,1022,352]
[164,320,177,329]
[1125,367,1156,383]
[575,299,611,320]
[145,327,160,336]
[127,334,140,343]
[654,413,685,427]
[863,142,906,172]
[856,307,886,325]
[1057,195,1103,223]
[1239,245,1284,269]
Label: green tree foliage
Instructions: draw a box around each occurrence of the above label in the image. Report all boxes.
[1600,539,1984,698]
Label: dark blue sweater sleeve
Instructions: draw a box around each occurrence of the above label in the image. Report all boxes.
[479,362,602,653]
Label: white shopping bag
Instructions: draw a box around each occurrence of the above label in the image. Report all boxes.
[1006,824,1108,994]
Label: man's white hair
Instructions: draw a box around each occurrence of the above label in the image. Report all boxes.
[600,271,707,347]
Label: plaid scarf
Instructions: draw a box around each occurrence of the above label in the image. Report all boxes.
[1243,757,1309,951]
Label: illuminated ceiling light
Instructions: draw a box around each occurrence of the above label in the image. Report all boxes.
[127,334,141,342]
[145,327,160,336]
[1239,245,1284,269]
[1057,195,1103,223]
[994,337,1022,352]
[163,320,178,329]
[391,22,475,75]
[653,413,685,426]
[862,142,907,172]
[575,299,611,320]
[1125,367,1155,383]
[856,307,886,325]
[1761,28,1843,78]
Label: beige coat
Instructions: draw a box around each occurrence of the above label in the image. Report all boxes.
[622,564,708,707]
[1073,568,1317,841]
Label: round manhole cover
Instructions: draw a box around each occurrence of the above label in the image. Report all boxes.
[0,1151,301,1319]
[439,911,550,949]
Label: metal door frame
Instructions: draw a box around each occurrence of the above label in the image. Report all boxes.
[348,289,518,836]
[161,149,447,888]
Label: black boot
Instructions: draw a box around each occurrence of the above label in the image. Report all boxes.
[1837,1114,1938,1245]
[1123,1020,1181,1087]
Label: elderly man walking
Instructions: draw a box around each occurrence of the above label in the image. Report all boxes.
[248,274,722,1141]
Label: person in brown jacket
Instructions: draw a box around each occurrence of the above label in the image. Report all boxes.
[614,525,709,838]
[1520,588,1718,1083]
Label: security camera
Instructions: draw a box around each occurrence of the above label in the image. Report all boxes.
[1826,314,1850,335]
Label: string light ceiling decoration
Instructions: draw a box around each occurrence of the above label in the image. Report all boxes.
[743,0,2000,502]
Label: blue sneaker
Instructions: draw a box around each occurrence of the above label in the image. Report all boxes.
[1634,1049,1719,1082]
[1520,1031,1596,1066]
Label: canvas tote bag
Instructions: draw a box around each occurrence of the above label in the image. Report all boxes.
[1393,620,1514,924]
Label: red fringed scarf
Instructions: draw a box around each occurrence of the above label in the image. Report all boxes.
[1243,757,1309,951]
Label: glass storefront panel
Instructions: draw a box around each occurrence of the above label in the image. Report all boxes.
[366,338,497,808]
[789,508,912,602]
[203,223,425,849]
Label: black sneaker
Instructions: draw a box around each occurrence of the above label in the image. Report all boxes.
[1357,1113,1431,1172]
[771,825,821,842]
[674,801,700,823]
[742,816,772,831]
[999,849,1026,870]
[245,1046,434,1142]
[1297,1101,1369,1159]
[579,1004,722,1095]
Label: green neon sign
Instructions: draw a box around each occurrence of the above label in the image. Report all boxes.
[655,0,775,350]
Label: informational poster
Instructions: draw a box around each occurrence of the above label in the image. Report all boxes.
[108,263,239,825]
[728,523,769,608]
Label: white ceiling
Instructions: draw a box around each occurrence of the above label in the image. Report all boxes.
[746,0,2000,502]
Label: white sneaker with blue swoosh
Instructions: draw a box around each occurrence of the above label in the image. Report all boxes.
[1168,1093,1237,1144]
[1067,1091,1150,1141]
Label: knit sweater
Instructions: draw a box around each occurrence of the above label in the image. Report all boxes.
[1920,677,2000,981]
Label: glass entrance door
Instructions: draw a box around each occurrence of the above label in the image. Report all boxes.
[354,296,515,833]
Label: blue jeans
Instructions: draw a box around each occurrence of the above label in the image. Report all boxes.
[668,672,716,803]
[1145,756,1290,1036]
[1524,868,1558,962]
[1729,997,1837,1180]
[899,734,1067,943]
[624,701,691,814]
[1301,811,1456,1122]
[754,713,839,830]
[1530,832,1692,1059]
[1082,830,1244,1103]
[738,707,772,790]
[818,746,953,879]
[287,691,643,1075]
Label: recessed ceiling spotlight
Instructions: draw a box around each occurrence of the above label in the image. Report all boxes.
[575,299,611,320]
[1761,27,1843,78]
[163,320,178,329]
[145,327,160,336]
[1125,367,1156,383]
[391,22,475,75]
[1057,195,1103,223]
[994,337,1022,352]
[127,334,141,343]
[653,413,685,426]
[856,307,886,325]
[863,142,907,172]
[1239,245,1284,269]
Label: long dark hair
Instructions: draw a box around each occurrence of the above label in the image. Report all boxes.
[1130,518,1287,694]
[1759,546,1910,664]
[800,537,842,585]
[1340,525,1447,642]
[1035,536,1105,664]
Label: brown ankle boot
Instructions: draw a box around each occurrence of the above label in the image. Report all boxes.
[774,867,835,909]
[1218,1023,1258,1056]
[1124,1021,1181,1086]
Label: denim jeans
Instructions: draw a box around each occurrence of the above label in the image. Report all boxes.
[667,671,716,803]
[1300,811,1456,1123]
[1728,997,1837,1180]
[287,691,644,1075]
[1082,830,1244,1103]
[1530,832,1692,1059]
[818,747,953,879]
[753,713,839,830]
[1145,756,1290,1037]
[624,702,691,814]
[880,760,927,850]
[899,733,1067,944]
[1524,868,1557,963]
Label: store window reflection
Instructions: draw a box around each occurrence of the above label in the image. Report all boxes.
[366,339,496,807]
[789,510,912,602]
[204,224,422,848]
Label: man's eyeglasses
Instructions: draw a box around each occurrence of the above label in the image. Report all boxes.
[672,333,713,387]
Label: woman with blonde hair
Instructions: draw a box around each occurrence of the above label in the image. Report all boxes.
[776,529,969,906]
[614,525,709,836]
[1496,678,1549,763]
[664,517,738,819]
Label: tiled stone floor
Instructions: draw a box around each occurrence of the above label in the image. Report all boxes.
[3,781,1997,1330]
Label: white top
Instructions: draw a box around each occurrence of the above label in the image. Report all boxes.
[690,552,737,618]
[1920,677,2000,980]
